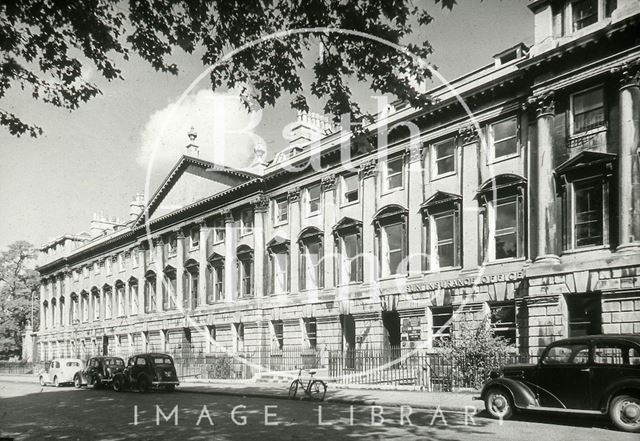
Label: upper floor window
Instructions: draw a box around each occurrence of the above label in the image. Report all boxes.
[299,229,323,291]
[206,254,225,304]
[334,218,363,285]
[273,197,288,225]
[432,137,456,178]
[166,235,177,256]
[237,246,254,298]
[106,258,113,275]
[489,117,518,160]
[190,227,199,249]
[374,206,408,278]
[341,174,359,205]
[268,241,290,295]
[556,151,613,251]
[118,253,125,272]
[306,184,321,216]
[572,0,598,31]
[93,261,100,275]
[213,218,225,244]
[571,86,605,134]
[422,192,461,270]
[479,175,526,262]
[383,156,404,192]
[73,270,80,282]
[132,248,139,268]
[240,209,253,236]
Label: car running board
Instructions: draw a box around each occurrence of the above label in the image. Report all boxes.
[523,406,603,415]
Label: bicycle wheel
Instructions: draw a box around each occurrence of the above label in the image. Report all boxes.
[308,380,327,401]
[288,381,299,400]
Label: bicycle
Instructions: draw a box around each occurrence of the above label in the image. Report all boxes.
[288,368,327,401]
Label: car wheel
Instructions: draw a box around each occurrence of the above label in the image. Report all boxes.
[112,376,124,392]
[138,376,151,393]
[609,394,640,433]
[484,388,514,420]
[39,376,46,387]
[92,374,103,389]
[74,375,82,388]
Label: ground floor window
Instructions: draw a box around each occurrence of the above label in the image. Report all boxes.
[566,294,601,337]
[430,306,453,345]
[489,301,517,345]
[303,318,317,349]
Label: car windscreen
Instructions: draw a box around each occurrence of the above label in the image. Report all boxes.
[153,357,173,365]
[66,362,80,367]
[105,358,124,366]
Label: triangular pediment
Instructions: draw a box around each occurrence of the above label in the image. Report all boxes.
[139,155,258,224]
[555,150,617,176]
[421,191,461,209]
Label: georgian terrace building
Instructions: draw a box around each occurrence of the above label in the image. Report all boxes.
[35,0,640,362]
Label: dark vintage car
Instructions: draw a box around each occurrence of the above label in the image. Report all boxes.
[112,353,179,392]
[480,334,640,432]
[73,356,126,389]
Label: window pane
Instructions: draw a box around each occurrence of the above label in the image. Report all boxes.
[573,88,605,132]
[574,182,603,247]
[438,243,455,267]
[594,345,625,365]
[542,344,589,365]
[308,185,321,213]
[572,0,598,30]
[496,200,517,231]
[386,158,403,190]
[436,156,454,175]
[436,139,455,159]
[435,214,454,241]
[385,223,404,275]
[494,137,518,158]
[343,174,359,204]
[493,118,516,141]
[495,232,517,259]
[387,157,403,175]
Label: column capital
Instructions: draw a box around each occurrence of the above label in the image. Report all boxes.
[526,91,555,117]
[287,187,301,203]
[175,230,186,240]
[152,237,163,247]
[458,124,479,145]
[220,208,235,223]
[614,59,640,90]
[321,174,336,191]
[251,194,270,213]
[358,158,378,180]
[405,143,423,163]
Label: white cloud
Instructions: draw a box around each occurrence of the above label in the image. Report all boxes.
[137,89,264,170]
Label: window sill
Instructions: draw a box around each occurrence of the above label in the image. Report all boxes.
[190,246,200,251]
[569,125,607,139]
[481,256,527,266]
[488,151,520,165]
[431,171,456,182]
[273,221,289,228]
[381,185,404,197]
[306,212,320,219]
[377,273,408,282]
[561,244,609,255]
[340,200,359,208]
[336,281,364,288]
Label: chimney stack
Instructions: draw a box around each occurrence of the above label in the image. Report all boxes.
[287,111,335,150]
[129,193,145,222]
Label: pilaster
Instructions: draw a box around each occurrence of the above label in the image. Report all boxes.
[288,188,301,294]
[321,175,336,289]
[359,159,378,283]
[459,124,480,270]
[223,209,237,302]
[252,195,269,298]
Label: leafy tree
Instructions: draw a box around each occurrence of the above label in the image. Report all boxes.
[0,0,456,138]
[0,241,39,357]
[438,315,516,390]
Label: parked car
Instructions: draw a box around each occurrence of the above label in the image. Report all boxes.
[38,358,83,387]
[112,353,179,392]
[479,334,640,432]
[73,356,126,389]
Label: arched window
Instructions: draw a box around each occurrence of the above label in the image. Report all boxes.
[298,228,323,291]
[115,281,125,317]
[207,253,224,304]
[237,245,254,298]
[162,266,177,310]
[42,300,49,329]
[58,296,65,327]
[128,277,139,315]
[374,205,408,278]
[144,271,156,313]
[184,259,199,309]
[421,191,462,270]
[267,235,290,295]
[333,217,363,285]
[50,298,57,328]
[103,284,113,319]
[80,291,89,323]
[69,293,78,325]
[91,287,100,321]
[478,174,526,262]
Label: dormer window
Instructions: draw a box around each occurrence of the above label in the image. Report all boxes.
[572,0,598,31]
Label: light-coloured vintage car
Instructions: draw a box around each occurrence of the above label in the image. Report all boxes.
[38,358,83,387]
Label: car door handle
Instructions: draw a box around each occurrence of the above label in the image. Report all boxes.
[580,368,591,372]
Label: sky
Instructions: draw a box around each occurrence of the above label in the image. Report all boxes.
[0,1,534,251]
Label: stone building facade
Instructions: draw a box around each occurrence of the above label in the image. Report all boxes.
[35,0,640,362]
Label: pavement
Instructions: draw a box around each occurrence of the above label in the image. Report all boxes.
[0,373,482,412]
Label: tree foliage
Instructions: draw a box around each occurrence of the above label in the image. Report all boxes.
[438,315,516,389]
[0,241,39,357]
[0,0,456,138]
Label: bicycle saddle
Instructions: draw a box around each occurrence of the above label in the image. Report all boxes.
[308,370,317,375]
